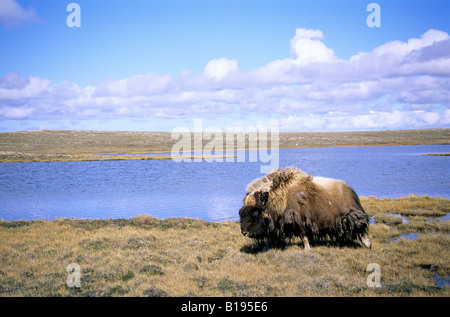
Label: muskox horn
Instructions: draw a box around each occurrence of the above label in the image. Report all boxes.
[244,191,270,208]
[244,194,256,206]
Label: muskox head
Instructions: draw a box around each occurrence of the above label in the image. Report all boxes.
[239,191,274,239]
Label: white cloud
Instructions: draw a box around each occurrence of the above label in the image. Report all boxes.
[271,110,448,132]
[0,73,51,99]
[1,29,449,131]
[94,73,173,97]
[289,28,336,65]
[0,0,40,28]
[373,29,449,58]
[348,29,450,79]
[203,58,239,81]
[247,29,338,85]
[0,106,33,119]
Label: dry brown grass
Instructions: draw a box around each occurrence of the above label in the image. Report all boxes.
[0,196,448,297]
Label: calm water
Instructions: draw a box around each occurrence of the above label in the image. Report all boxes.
[0,145,448,222]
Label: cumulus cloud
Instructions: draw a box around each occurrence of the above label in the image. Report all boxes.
[203,58,239,81]
[1,28,449,131]
[0,0,40,28]
[271,109,449,132]
[289,28,336,64]
[0,106,33,119]
[94,73,173,97]
[0,72,30,89]
[0,73,51,100]
[348,29,450,78]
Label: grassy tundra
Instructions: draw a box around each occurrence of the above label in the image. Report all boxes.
[0,196,449,297]
[0,128,449,162]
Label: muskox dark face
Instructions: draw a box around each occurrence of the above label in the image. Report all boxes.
[239,205,273,239]
[239,191,273,239]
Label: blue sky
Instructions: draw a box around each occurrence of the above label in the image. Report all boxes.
[0,0,449,132]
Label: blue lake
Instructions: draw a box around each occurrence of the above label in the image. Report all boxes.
[0,145,448,222]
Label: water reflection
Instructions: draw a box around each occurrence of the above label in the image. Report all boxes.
[386,213,410,223]
[390,233,421,242]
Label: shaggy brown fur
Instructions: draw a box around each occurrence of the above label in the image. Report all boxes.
[240,167,371,249]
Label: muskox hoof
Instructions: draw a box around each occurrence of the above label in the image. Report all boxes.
[361,236,372,249]
[303,236,311,252]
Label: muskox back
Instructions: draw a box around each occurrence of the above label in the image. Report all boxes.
[239,167,372,250]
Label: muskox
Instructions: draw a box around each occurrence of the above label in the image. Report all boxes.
[239,167,372,250]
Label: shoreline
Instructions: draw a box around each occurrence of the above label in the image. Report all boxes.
[1,195,448,223]
[422,153,450,156]
[0,154,237,163]
[2,143,449,163]
[0,128,449,163]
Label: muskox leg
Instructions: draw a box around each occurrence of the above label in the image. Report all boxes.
[302,236,311,252]
[361,235,372,249]
[260,240,271,252]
